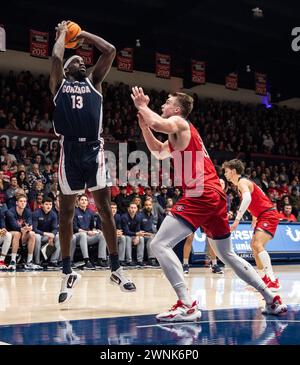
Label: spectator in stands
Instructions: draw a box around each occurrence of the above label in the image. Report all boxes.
[27,163,47,188]
[278,204,297,222]
[115,186,131,214]
[5,176,20,209]
[110,202,128,266]
[121,202,145,266]
[33,197,60,266]
[1,162,12,182]
[0,209,13,269]
[290,188,300,217]
[172,187,182,204]
[157,186,169,208]
[16,170,30,195]
[72,194,107,270]
[5,194,40,270]
[140,199,159,266]
[29,192,44,212]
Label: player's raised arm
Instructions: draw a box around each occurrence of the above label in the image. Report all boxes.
[230,178,252,231]
[76,31,116,90]
[49,21,68,95]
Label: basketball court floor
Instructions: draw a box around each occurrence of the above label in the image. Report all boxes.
[0,265,299,345]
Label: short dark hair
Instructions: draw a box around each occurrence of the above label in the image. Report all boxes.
[170,92,194,118]
[43,197,53,204]
[16,193,27,201]
[223,159,245,175]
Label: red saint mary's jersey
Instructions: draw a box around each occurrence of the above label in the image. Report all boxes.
[246,181,274,217]
[168,122,224,197]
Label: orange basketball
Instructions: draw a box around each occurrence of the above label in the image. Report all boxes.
[65,21,81,49]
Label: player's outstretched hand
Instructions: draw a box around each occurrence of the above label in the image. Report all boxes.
[131,86,150,109]
[55,21,68,40]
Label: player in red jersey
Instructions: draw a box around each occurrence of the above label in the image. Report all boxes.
[131,87,287,321]
[224,159,281,291]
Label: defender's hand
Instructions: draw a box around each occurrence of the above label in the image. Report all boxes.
[131,86,150,109]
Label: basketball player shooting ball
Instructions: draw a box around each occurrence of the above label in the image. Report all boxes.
[131,86,287,321]
[49,20,136,304]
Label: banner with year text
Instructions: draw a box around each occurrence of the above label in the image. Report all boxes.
[255,72,267,96]
[29,29,49,59]
[117,47,133,72]
[155,53,171,79]
[191,60,206,84]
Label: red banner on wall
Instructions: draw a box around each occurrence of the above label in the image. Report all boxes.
[117,48,133,72]
[191,60,205,84]
[29,29,49,59]
[76,42,94,66]
[225,72,238,90]
[156,53,171,79]
[255,72,267,96]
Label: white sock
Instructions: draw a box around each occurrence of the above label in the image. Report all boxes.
[212,259,217,266]
[174,283,193,306]
[258,251,275,281]
[11,253,17,262]
[0,254,5,261]
[27,254,33,263]
[183,258,189,265]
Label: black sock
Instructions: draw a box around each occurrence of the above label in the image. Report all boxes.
[109,253,120,272]
[62,257,72,275]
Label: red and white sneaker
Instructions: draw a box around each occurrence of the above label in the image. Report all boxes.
[267,278,281,292]
[262,295,287,315]
[262,275,270,285]
[156,300,201,322]
[0,260,7,270]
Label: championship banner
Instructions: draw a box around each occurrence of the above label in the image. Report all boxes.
[191,60,205,84]
[225,72,238,90]
[255,72,267,96]
[76,42,94,66]
[117,47,133,72]
[155,53,171,79]
[29,29,49,59]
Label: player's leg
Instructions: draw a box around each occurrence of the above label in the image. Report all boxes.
[58,193,81,304]
[183,233,193,274]
[208,240,223,274]
[150,215,201,322]
[208,237,286,314]
[0,232,12,269]
[8,231,21,270]
[92,187,136,291]
[251,230,280,290]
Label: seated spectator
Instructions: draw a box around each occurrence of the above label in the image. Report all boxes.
[71,194,107,269]
[110,202,128,266]
[121,203,145,266]
[278,204,297,222]
[27,163,47,188]
[16,170,30,195]
[5,176,20,209]
[1,162,12,182]
[33,197,60,266]
[0,209,13,269]
[140,199,159,267]
[115,186,131,214]
[157,186,169,208]
[5,194,41,270]
[29,192,44,212]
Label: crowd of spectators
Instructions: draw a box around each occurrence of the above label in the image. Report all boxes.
[1,70,300,157]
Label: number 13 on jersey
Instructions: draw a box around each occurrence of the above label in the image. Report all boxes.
[71,95,83,109]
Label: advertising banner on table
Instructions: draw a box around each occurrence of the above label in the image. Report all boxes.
[191,60,205,84]
[225,72,238,90]
[155,53,171,79]
[29,29,49,59]
[192,222,300,261]
[117,47,133,72]
[255,72,267,96]
[76,42,94,66]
